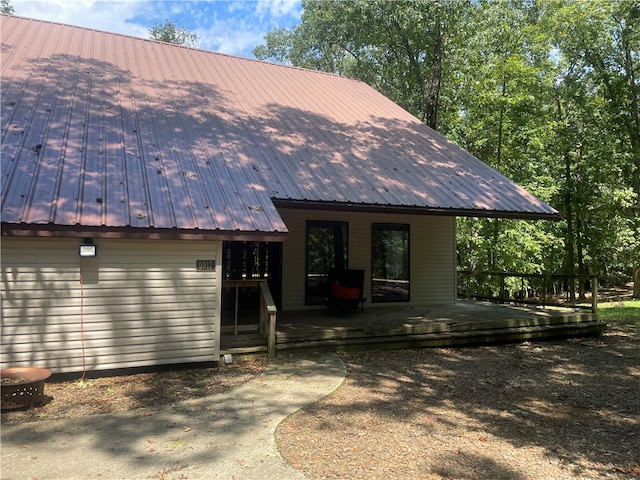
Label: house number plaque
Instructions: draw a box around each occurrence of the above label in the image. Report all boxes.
[196,260,216,271]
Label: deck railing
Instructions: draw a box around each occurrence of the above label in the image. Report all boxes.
[259,281,278,357]
[223,279,278,357]
[457,271,599,314]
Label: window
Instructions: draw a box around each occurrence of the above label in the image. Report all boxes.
[372,223,409,302]
[305,221,348,305]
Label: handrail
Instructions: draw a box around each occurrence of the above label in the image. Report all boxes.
[259,281,278,357]
[457,270,598,315]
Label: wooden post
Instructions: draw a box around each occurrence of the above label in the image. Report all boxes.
[268,311,276,358]
[259,281,278,358]
[234,283,239,336]
[591,276,598,317]
[259,291,265,335]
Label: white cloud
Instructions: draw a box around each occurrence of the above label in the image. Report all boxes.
[184,1,302,56]
[256,0,300,19]
[197,18,266,57]
[9,0,301,57]
[11,0,150,39]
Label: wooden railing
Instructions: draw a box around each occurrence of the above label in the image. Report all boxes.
[259,281,278,357]
[223,279,278,357]
[457,271,599,314]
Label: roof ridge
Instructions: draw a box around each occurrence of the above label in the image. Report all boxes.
[0,13,365,85]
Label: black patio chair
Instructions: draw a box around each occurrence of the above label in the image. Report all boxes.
[326,269,366,316]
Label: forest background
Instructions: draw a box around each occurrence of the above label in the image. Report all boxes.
[3,0,636,295]
[253,0,640,296]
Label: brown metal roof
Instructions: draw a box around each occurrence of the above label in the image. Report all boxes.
[1,16,558,237]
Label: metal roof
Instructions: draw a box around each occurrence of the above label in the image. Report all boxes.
[1,16,558,237]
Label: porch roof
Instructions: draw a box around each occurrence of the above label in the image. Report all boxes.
[1,16,558,239]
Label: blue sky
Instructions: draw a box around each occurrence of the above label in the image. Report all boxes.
[10,0,302,58]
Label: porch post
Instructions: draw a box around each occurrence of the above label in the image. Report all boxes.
[259,281,278,357]
[268,311,276,357]
[591,276,598,316]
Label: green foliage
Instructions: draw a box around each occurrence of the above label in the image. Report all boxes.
[457,218,559,275]
[253,28,295,65]
[1,0,14,14]
[148,20,198,47]
[256,0,640,288]
[255,0,471,129]
[542,0,640,283]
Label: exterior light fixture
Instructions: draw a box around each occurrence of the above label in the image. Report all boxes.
[79,239,97,257]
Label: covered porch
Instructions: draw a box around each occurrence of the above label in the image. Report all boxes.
[220,300,605,358]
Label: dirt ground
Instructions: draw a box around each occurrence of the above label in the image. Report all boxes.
[276,325,640,480]
[2,326,638,480]
[0,358,268,424]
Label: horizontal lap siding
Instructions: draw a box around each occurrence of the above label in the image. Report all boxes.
[278,208,455,310]
[411,215,456,304]
[1,238,221,373]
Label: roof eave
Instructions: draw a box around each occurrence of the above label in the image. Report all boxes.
[1,223,288,242]
[271,199,561,222]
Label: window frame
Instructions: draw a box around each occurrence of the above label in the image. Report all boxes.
[371,223,410,303]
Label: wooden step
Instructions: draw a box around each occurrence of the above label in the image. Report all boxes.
[275,321,606,354]
[276,315,601,343]
[220,344,268,355]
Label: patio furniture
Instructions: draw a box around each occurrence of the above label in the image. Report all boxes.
[326,269,366,315]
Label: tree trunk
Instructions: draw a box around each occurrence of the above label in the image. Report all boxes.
[576,214,588,301]
[426,14,444,131]
[564,152,576,303]
[621,22,640,301]
[555,92,576,303]
[620,20,640,199]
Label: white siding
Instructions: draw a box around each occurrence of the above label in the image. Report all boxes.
[1,237,221,373]
[278,208,456,310]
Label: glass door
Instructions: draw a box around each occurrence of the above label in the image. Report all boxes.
[305,221,348,305]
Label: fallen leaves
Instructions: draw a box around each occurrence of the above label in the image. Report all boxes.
[277,327,640,480]
[1,358,268,425]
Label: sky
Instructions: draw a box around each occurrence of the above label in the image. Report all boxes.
[9,0,302,58]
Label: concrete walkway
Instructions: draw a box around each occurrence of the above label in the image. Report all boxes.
[1,354,346,480]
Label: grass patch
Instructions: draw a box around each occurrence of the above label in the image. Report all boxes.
[598,300,640,326]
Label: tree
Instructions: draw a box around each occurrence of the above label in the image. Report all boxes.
[254,0,470,130]
[546,0,640,295]
[1,0,14,15]
[452,1,561,277]
[455,0,638,293]
[257,0,639,293]
[253,28,296,65]
[148,20,198,47]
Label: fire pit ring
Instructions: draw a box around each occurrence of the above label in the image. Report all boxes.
[1,367,52,410]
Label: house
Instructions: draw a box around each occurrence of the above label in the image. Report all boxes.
[1,15,559,374]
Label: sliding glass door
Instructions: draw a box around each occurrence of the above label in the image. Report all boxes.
[305,221,348,305]
[372,223,409,302]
